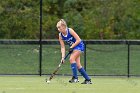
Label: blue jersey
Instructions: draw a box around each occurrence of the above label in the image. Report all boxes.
[60,28,84,52]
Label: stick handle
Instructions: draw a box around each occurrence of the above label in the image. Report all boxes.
[64,52,71,60]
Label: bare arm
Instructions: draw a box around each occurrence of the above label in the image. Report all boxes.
[59,34,65,58]
[69,28,81,48]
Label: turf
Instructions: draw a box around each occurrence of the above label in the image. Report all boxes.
[0,76,139,93]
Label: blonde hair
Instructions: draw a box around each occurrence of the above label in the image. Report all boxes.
[60,19,67,27]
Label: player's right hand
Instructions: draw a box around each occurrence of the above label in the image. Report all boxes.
[69,48,73,53]
[61,57,65,64]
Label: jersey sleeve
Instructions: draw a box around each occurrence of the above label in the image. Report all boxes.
[59,33,61,37]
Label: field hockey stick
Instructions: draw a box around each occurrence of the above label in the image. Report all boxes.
[46,52,71,82]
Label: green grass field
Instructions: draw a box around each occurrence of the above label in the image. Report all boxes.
[0,76,140,93]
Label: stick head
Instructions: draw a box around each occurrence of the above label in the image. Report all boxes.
[46,79,51,84]
[46,80,50,84]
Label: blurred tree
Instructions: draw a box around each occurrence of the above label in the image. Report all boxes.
[0,0,39,39]
[0,0,139,39]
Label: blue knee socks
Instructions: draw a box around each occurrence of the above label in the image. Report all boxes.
[78,67,90,80]
[71,63,78,79]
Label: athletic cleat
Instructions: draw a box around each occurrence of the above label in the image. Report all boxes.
[69,76,79,83]
[81,79,92,84]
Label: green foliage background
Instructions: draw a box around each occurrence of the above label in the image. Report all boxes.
[0,0,140,39]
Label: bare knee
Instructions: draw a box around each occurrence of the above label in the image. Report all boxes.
[69,57,75,63]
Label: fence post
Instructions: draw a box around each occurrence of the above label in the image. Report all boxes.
[127,42,130,78]
[39,0,43,76]
[84,41,87,71]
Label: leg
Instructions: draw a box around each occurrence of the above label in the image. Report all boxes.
[75,52,92,84]
[69,50,80,83]
[76,55,90,80]
[75,55,82,69]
